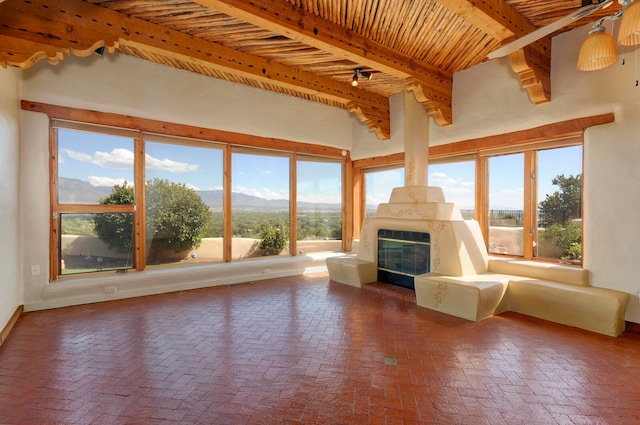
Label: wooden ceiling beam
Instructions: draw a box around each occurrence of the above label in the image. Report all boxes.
[192,0,453,125]
[0,0,391,138]
[436,0,515,42]
[465,0,552,58]
[458,0,551,103]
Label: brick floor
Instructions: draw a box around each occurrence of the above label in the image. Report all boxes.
[1,272,639,424]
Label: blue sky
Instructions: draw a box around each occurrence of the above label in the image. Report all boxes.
[58,129,342,203]
[58,129,582,209]
[365,146,582,209]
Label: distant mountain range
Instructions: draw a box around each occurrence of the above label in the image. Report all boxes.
[58,177,341,210]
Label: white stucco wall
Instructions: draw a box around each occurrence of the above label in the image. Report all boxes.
[21,54,356,148]
[0,68,22,329]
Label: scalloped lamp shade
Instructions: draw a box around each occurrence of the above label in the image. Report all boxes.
[577,28,618,71]
[618,0,640,46]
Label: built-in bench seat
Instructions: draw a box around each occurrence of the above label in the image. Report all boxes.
[325,255,377,288]
[414,258,630,337]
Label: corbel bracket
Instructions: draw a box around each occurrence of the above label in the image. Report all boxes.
[347,101,391,141]
[508,45,551,104]
[405,77,453,126]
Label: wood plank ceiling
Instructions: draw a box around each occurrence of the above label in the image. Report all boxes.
[0,0,621,140]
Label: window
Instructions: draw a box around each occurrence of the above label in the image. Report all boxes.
[488,153,525,256]
[296,158,343,254]
[482,141,583,262]
[144,138,224,266]
[364,167,404,217]
[536,145,583,262]
[50,111,349,279]
[428,159,476,219]
[231,150,291,259]
[55,124,137,276]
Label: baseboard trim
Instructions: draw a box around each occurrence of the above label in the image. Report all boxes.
[0,305,24,348]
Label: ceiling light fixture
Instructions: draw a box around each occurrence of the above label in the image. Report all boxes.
[618,0,640,45]
[351,68,372,87]
[578,24,619,71]
[578,0,640,72]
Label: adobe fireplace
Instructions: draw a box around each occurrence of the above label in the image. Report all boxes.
[377,229,430,290]
[326,186,488,289]
[325,92,488,289]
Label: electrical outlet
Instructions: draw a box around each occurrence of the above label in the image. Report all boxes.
[104,286,117,294]
[263,268,271,274]
[30,265,40,276]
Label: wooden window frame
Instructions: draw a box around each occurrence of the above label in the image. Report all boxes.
[26,101,347,281]
[352,114,614,264]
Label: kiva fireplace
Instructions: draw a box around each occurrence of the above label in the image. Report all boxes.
[377,229,430,290]
[326,186,488,289]
[325,92,488,290]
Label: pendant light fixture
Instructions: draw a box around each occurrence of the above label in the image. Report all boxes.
[578,24,619,71]
[577,0,640,72]
[618,0,640,45]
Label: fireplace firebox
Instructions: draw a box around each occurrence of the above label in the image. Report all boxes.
[377,229,430,290]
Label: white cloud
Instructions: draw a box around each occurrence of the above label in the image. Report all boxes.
[235,185,288,200]
[62,148,199,174]
[145,153,199,173]
[63,149,93,162]
[88,176,127,187]
[93,148,134,169]
[430,172,447,179]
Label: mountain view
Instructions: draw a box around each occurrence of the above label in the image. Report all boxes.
[58,177,341,210]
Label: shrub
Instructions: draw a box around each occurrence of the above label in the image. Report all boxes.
[145,178,212,253]
[540,221,582,261]
[93,182,135,253]
[259,225,288,255]
[94,179,212,255]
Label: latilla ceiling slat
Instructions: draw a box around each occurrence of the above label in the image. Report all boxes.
[79,0,594,119]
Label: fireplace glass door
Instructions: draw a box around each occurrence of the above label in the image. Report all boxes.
[377,229,430,290]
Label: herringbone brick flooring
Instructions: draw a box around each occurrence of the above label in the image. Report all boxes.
[1,272,639,424]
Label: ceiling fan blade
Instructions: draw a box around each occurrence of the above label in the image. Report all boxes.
[487,0,614,59]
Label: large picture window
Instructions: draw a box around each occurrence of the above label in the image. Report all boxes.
[296,158,343,253]
[483,141,583,262]
[50,114,345,280]
[488,153,525,256]
[145,138,224,266]
[55,123,137,276]
[536,145,583,262]
[231,150,291,259]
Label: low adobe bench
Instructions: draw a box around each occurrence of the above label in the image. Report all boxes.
[414,258,629,337]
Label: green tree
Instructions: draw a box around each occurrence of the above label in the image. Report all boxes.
[94,179,213,255]
[538,174,582,227]
[145,178,213,252]
[538,174,582,261]
[93,182,135,253]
